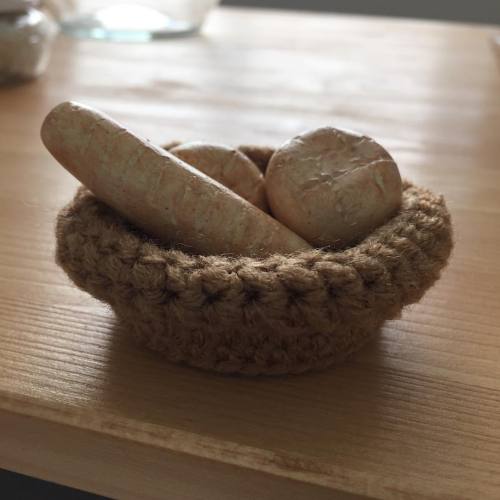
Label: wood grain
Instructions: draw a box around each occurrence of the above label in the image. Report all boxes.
[0,409,361,500]
[0,7,500,499]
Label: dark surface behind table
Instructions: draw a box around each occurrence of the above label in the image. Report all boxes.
[222,0,500,24]
[1,469,107,500]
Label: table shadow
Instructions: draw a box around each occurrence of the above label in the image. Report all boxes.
[98,319,389,461]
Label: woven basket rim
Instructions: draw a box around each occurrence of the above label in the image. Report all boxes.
[58,180,451,265]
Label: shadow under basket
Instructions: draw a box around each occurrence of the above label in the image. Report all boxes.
[55,176,453,376]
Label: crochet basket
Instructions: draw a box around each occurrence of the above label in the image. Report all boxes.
[55,146,453,376]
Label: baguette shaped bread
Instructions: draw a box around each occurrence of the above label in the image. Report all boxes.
[41,102,312,256]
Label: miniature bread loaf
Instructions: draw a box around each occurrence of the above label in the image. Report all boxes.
[170,142,268,211]
[41,102,312,256]
[265,127,402,248]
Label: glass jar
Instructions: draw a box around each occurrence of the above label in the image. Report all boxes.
[0,0,58,84]
[57,1,220,42]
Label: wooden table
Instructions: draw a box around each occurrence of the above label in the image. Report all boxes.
[1,7,500,500]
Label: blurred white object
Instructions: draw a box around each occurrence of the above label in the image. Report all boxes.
[0,0,58,84]
[55,0,220,41]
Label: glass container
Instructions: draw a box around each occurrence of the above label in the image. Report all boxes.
[0,0,58,84]
[57,0,220,42]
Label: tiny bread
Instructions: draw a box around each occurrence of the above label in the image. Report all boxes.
[170,142,268,211]
[266,127,402,248]
[237,145,275,174]
[41,102,312,257]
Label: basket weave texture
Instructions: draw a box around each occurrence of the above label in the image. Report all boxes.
[55,155,453,375]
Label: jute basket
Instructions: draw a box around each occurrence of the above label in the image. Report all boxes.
[55,146,453,376]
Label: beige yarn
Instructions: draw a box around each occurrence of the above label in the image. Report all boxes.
[55,147,453,375]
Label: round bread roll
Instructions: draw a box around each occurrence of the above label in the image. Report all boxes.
[266,127,402,248]
[170,142,268,212]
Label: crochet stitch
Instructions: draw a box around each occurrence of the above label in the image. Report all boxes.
[55,147,453,375]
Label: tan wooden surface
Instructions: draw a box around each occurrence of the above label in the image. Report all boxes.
[1,7,500,500]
